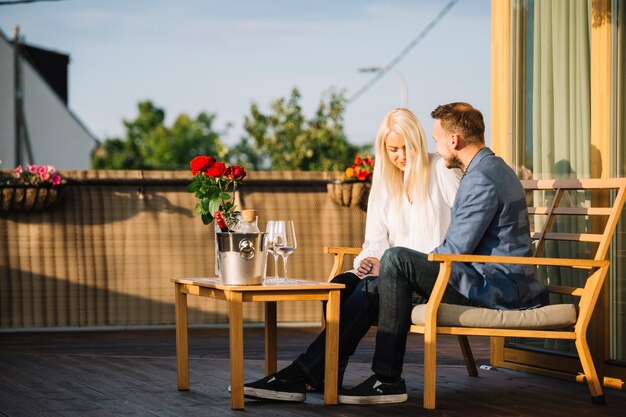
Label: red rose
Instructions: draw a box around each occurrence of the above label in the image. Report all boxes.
[206,161,227,178]
[354,156,362,165]
[190,155,215,175]
[357,170,371,181]
[226,165,246,181]
[363,157,374,166]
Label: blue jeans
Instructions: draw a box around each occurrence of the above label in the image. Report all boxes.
[294,247,473,387]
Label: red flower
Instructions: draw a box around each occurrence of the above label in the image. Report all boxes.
[190,156,215,175]
[357,170,372,181]
[206,161,227,178]
[363,157,374,166]
[226,165,246,181]
[354,156,362,165]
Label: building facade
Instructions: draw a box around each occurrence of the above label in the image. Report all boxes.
[0,29,97,170]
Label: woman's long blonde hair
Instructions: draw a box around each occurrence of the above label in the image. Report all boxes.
[370,108,430,206]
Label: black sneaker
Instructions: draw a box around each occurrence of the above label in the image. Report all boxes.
[243,374,306,402]
[338,375,408,404]
[306,357,349,393]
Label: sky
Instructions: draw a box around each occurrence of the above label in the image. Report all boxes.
[0,0,492,152]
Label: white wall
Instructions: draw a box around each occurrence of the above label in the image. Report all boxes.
[0,33,15,169]
[0,33,97,170]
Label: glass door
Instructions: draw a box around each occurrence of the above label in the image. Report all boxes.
[496,0,626,386]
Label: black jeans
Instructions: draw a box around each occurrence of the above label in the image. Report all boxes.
[293,247,473,387]
[322,271,361,316]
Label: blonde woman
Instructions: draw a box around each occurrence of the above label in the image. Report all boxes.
[242,108,461,402]
[332,108,461,305]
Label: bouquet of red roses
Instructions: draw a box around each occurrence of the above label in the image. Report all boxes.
[187,156,246,226]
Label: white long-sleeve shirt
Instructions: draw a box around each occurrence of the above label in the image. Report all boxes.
[352,153,461,270]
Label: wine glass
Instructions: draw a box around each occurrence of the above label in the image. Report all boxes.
[265,220,281,284]
[274,220,297,282]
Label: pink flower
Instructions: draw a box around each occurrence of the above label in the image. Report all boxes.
[38,165,51,181]
[4,163,62,187]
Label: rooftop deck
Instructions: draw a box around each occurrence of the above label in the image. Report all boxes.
[1,327,625,416]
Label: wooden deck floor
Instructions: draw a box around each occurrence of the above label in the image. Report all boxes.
[1,327,625,416]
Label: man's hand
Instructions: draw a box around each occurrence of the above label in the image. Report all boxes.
[357,257,380,277]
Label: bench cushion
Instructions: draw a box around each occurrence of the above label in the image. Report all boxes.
[411,303,577,329]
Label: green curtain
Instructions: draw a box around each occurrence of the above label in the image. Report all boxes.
[531,0,591,180]
[511,0,593,353]
[530,0,592,296]
[512,0,626,365]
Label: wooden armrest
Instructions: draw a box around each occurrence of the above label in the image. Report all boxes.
[427,253,608,269]
[324,246,361,281]
[324,247,362,256]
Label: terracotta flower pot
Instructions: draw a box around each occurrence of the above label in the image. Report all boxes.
[327,181,371,210]
[0,185,62,212]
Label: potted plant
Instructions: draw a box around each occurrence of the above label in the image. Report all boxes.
[186,156,248,278]
[327,155,374,209]
[1,163,64,212]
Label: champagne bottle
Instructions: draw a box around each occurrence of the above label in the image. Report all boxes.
[214,210,231,233]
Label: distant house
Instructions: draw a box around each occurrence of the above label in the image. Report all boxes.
[0,28,98,170]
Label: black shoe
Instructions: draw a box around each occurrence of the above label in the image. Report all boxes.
[306,357,349,393]
[243,374,306,402]
[338,375,408,404]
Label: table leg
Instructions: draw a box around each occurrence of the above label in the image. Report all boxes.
[174,283,189,390]
[264,301,277,375]
[228,291,245,409]
[324,289,341,405]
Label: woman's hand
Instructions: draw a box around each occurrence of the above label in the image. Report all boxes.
[357,257,380,277]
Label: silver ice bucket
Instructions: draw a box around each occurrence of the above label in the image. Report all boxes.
[216,232,267,285]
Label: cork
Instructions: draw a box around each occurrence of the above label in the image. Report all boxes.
[241,209,258,223]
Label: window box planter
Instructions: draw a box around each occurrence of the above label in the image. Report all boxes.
[0,185,63,212]
[327,181,370,210]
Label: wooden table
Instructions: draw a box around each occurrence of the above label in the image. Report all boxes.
[171,277,344,409]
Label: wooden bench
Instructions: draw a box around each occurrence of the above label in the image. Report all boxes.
[325,178,626,409]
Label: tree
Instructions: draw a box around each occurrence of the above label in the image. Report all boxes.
[241,88,360,171]
[91,101,228,170]
[226,137,267,170]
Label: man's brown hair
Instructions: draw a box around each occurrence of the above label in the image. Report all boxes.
[431,102,485,145]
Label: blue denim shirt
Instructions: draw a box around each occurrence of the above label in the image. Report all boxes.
[432,147,549,309]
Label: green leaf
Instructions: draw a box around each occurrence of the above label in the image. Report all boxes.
[201,213,213,225]
[208,198,221,214]
[195,202,203,216]
[219,192,231,201]
[187,181,199,193]
[208,188,220,200]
